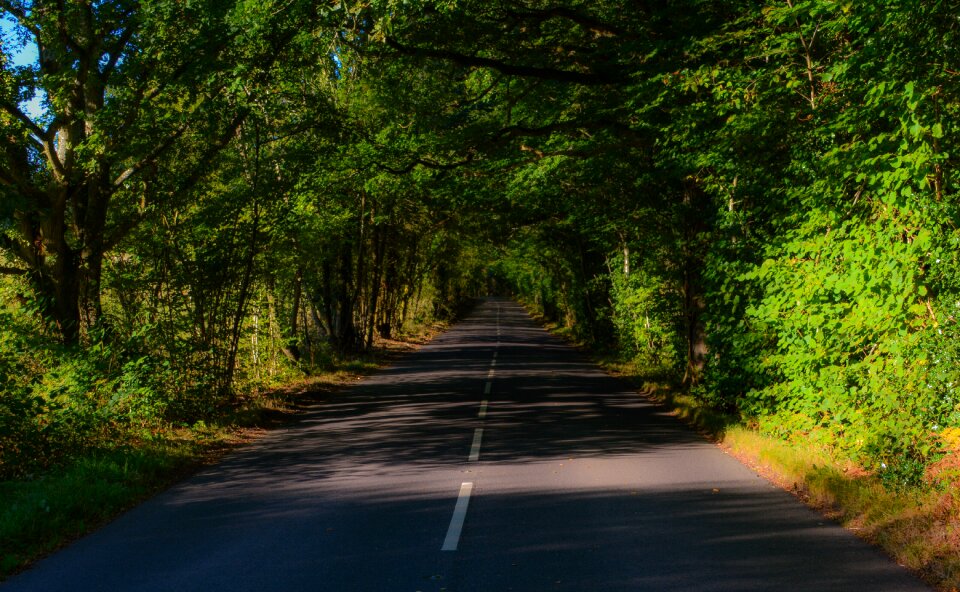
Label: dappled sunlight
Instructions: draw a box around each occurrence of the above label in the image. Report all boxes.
[1,299,929,592]
[108,483,918,592]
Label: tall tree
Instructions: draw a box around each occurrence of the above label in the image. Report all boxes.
[0,0,317,343]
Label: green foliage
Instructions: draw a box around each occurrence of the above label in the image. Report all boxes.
[0,278,179,479]
[609,262,683,378]
[678,0,960,476]
[738,213,935,462]
[0,443,194,577]
[5,0,960,509]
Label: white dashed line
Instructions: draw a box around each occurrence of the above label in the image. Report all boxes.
[444,304,500,553]
[468,428,484,462]
[441,482,474,551]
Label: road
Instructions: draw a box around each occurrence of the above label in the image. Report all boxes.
[2,298,930,591]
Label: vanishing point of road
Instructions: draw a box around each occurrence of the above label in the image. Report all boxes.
[2,299,930,591]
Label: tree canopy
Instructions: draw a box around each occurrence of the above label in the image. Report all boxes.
[3,0,960,487]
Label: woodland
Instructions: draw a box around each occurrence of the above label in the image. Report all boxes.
[2,0,960,496]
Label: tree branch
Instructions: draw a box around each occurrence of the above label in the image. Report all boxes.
[386,37,625,86]
[103,108,251,251]
[0,0,42,38]
[53,0,88,57]
[372,152,476,175]
[0,155,51,205]
[450,74,504,108]
[0,98,48,140]
[505,6,626,37]
[112,123,189,188]
[101,23,136,82]
[0,102,66,180]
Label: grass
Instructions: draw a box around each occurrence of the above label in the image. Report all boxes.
[718,428,960,590]
[0,443,196,576]
[13,306,956,589]
[600,358,960,592]
[522,308,960,590]
[0,327,444,582]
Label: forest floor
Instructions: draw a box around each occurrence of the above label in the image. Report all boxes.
[0,323,447,581]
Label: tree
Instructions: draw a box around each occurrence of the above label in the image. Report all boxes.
[0,0,316,344]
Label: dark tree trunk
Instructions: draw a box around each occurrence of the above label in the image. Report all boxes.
[365,227,387,349]
[335,244,358,352]
[282,268,303,362]
[680,183,710,386]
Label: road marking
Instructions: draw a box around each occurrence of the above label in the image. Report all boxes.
[487,368,495,379]
[493,350,498,359]
[479,399,488,418]
[483,381,492,395]
[468,428,484,461]
[490,358,496,368]
[442,482,474,551]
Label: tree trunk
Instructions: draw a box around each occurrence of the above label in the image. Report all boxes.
[282,268,303,362]
[366,227,386,348]
[620,231,630,277]
[682,267,707,385]
[680,183,709,386]
[223,202,260,394]
[334,244,358,352]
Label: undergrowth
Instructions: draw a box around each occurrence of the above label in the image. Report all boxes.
[0,332,431,581]
[0,443,195,576]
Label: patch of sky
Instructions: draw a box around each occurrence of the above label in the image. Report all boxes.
[2,13,48,121]
[331,50,343,79]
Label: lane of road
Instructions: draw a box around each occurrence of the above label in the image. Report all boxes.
[2,298,930,591]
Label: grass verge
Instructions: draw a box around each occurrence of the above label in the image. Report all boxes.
[0,330,441,582]
[605,363,960,592]
[524,308,960,591]
[1,441,201,577]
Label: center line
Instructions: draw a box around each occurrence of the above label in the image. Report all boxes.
[441,482,474,551]
[468,428,484,461]
[487,368,495,379]
[483,381,492,395]
[479,399,488,418]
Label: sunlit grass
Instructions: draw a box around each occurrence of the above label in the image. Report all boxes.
[721,427,960,590]
[599,355,960,591]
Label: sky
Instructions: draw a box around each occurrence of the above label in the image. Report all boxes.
[2,13,47,120]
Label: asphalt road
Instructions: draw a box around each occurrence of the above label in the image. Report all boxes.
[3,298,931,591]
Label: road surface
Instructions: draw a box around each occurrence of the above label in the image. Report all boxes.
[2,298,930,591]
